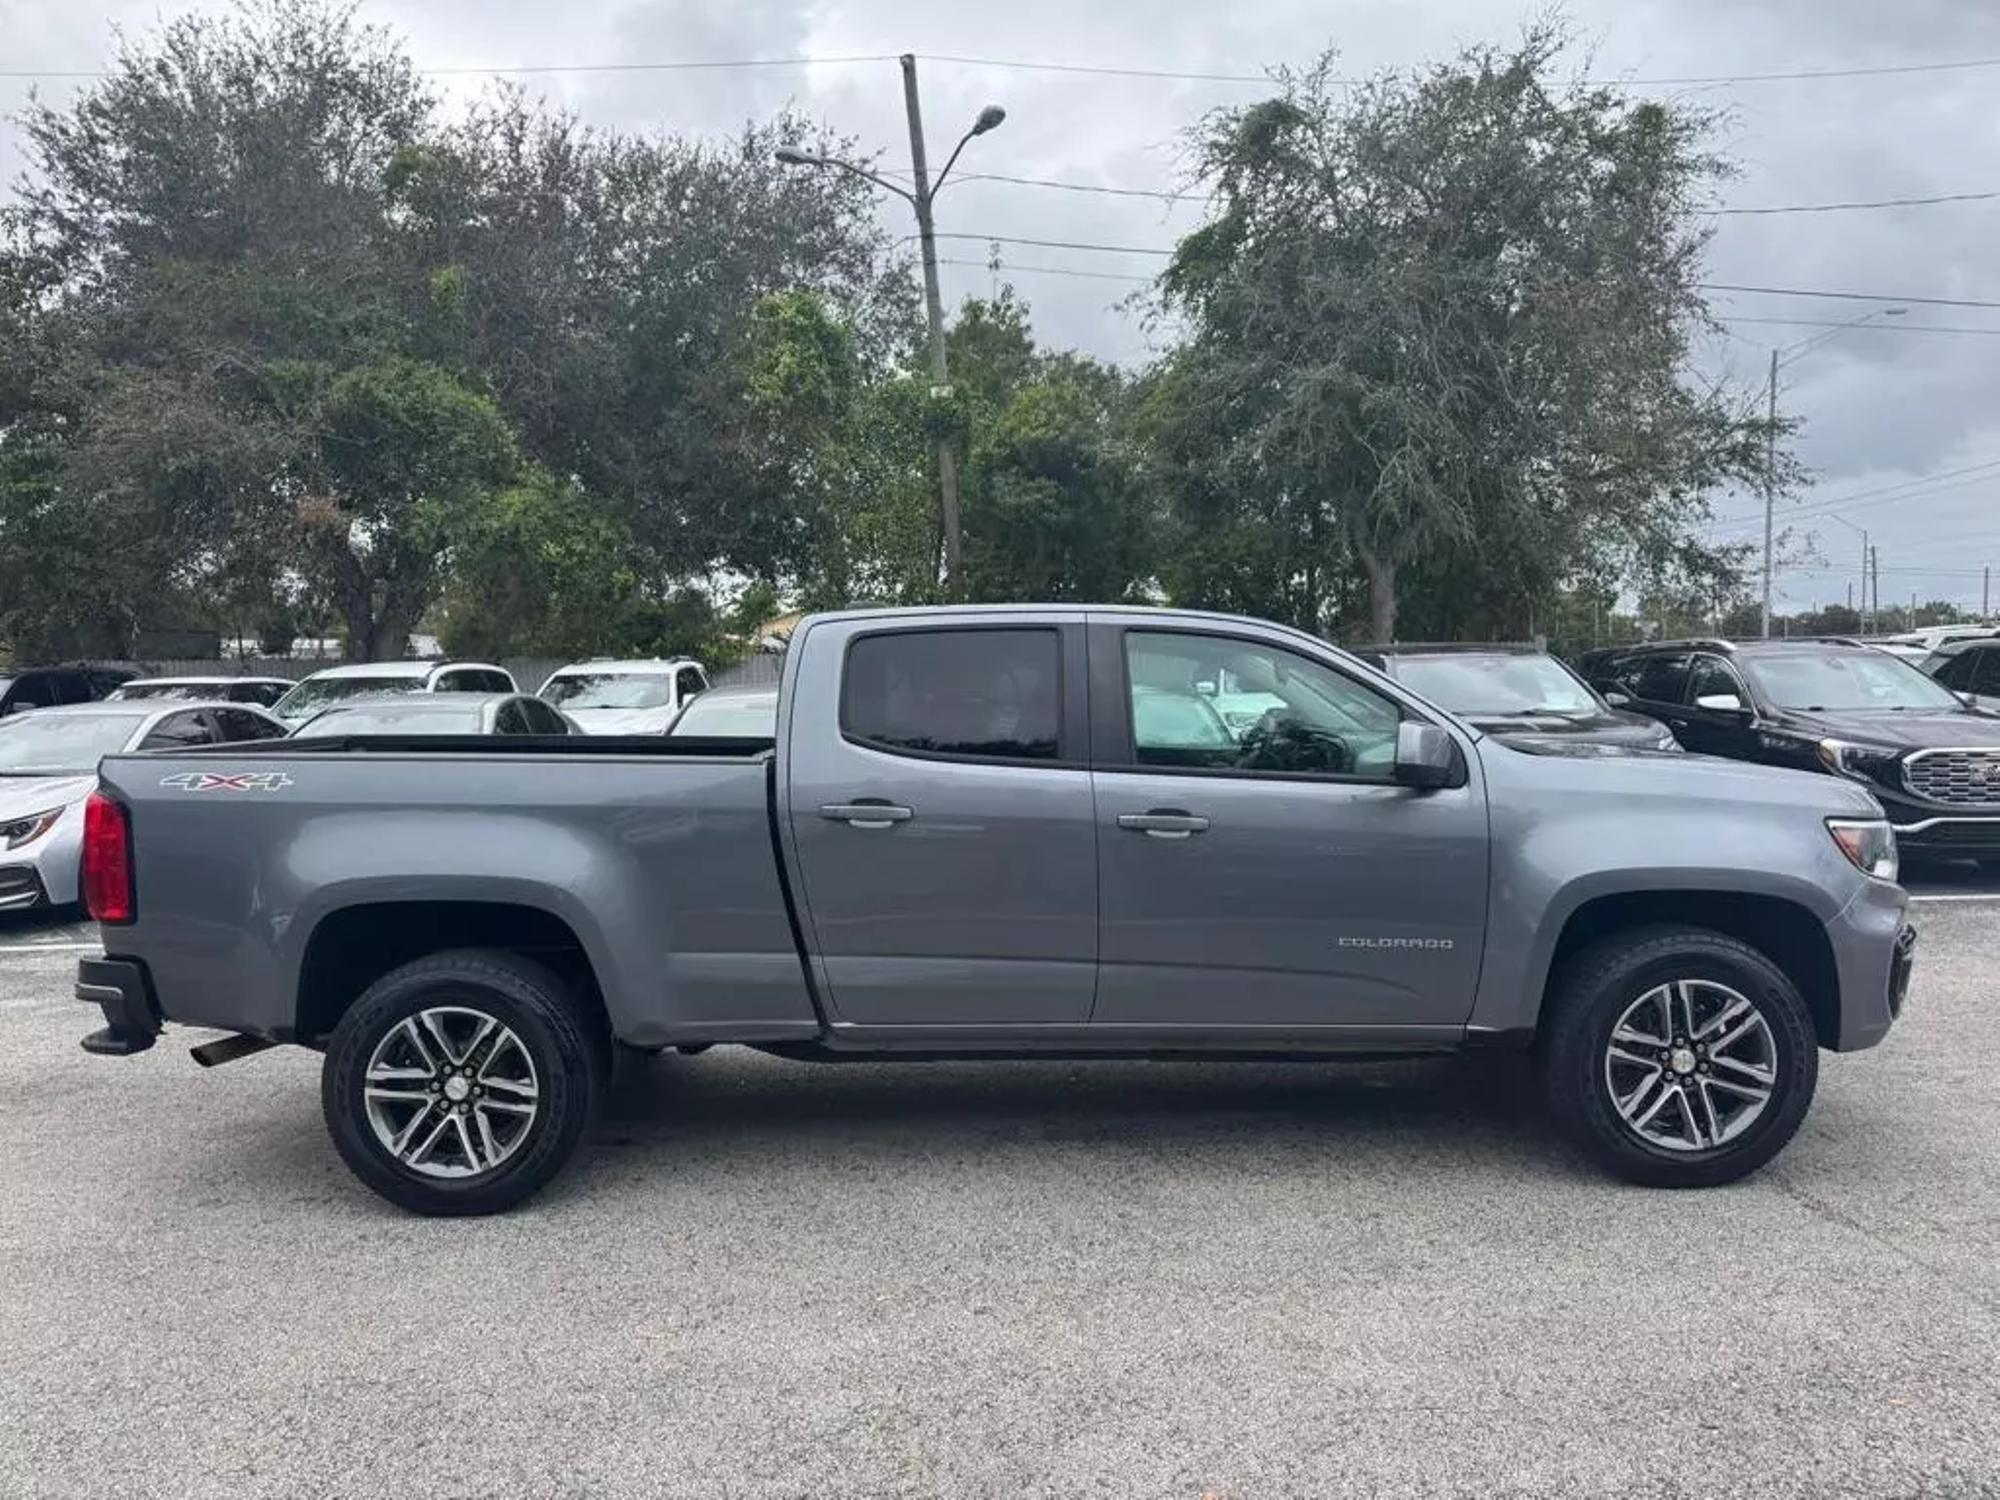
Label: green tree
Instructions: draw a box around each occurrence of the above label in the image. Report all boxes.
[1154,26,1778,642]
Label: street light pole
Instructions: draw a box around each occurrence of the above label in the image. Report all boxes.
[776,65,1005,599]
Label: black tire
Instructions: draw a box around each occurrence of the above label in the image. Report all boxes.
[321,949,603,1216]
[1542,926,1818,1188]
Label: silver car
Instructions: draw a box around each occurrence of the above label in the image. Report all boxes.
[0,701,285,911]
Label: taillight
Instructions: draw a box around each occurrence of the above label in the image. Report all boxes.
[82,792,134,924]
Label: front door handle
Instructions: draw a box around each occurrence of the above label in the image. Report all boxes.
[1117,809,1210,839]
[820,801,914,829]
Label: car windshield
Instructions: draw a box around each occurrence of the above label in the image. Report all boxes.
[669,695,777,736]
[0,711,146,774]
[112,682,218,701]
[273,675,423,721]
[295,704,484,736]
[1742,649,1964,712]
[1391,653,1602,716]
[541,673,676,710]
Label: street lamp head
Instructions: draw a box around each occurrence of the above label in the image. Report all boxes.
[774,146,818,167]
[971,104,1007,136]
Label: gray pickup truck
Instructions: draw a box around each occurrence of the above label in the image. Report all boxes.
[74,606,1916,1214]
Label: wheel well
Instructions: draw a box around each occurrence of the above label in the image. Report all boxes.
[295,901,607,1046]
[1545,891,1840,1048]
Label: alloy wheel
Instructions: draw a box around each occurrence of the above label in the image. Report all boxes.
[362,1006,541,1178]
[1603,979,1778,1153]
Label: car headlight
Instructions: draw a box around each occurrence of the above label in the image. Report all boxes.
[1817,738,1898,782]
[1827,818,1898,882]
[1,806,63,851]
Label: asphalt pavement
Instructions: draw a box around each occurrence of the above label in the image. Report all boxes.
[2,878,1997,1497]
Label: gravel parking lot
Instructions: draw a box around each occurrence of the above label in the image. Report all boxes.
[3,881,1997,1498]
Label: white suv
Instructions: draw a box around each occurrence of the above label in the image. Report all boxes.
[536,658,709,734]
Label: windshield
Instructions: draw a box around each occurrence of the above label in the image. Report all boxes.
[273,675,423,722]
[112,682,217,702]
[541,673,676,710]
[1393,653,1602,716]
[670,694,777,736]
[0,711,146,774]
[295,704,484,736]
[1742,649,1964,712]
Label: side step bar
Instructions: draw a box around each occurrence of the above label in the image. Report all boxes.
[190,1034,278,1068]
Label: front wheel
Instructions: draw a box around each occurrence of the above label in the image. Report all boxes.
[1542,927,1819,1188]
[322,950,602,1215]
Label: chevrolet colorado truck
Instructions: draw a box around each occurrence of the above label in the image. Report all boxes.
[74,606,1916,1215]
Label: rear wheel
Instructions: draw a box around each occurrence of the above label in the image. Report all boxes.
[321,950,602,1215]
[1542,927,1818,1187]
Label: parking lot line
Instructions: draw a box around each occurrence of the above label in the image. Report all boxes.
[1909,894,2000,904]
[0,941,102,953]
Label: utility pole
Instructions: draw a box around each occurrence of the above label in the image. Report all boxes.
[1984,564,1991,621]
[900,55,961,595]
[1859,528,1868,635]
[774,68,1006,599]
[1761,347,1778,639]
[1870,545,1880,628]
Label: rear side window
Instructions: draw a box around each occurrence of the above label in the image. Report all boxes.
[6,675,63,710]
[1973,648,2000,696]
[1627,652,1692,704]
[215,708,281,742]
[139,711,217,750]
[842,628,1061,761]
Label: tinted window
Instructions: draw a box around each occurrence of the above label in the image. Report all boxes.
[676,666,706,701]
[139,712,218,750]
[1972,649,2000,696]
[842,629,1060,760]
[494,700,531,734]
[6,674,63,711]
[215,708,281,742]
[1125,631,1402,779]
[231,682,290,706]
[1687,656,1746,707]
[1627,652,1692,704]
[1927,651,1976,690]
[57,672,101,704]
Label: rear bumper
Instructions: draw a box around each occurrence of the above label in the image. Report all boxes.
[76,956,161,1056]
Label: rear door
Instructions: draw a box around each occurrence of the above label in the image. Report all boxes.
[1088,621,1488,1032]
[783,617,1096,1028]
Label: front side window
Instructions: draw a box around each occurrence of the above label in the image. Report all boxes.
[1628,652,1693,704]
[1124,631,1401,779]
[1975,650,2000,696]
[676,666,706,702]
[1687,656,1747,707]
[842,628,1061,760]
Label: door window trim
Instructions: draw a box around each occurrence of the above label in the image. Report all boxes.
[1088,621,1424,787]
[837,621,1089,770]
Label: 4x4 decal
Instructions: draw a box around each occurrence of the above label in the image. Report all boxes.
[158,771,295,792]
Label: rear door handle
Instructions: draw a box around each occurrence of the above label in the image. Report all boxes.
[820,801,914,829]
[1117,810,1210,839]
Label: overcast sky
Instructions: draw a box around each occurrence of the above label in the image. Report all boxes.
[6,0,1999,615]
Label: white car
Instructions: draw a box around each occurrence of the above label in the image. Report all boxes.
[0,700,285,911]
[537,658,710,734]
[270,661,516,726]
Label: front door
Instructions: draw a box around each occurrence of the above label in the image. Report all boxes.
[784,619,1097,1029]
[1089,623,1489,1032]
[1675,653,1761,759]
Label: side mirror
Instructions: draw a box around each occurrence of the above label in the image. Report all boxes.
[1393,721,1460,790]
[1694,692,1745,714]
[1194,679,1217,697]
[1597,685,1632,707]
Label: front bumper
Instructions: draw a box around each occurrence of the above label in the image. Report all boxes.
[0,864,51,911]
[1823,878,1913,1053]
[76,956,161,1056]
[1886,812,2000,859]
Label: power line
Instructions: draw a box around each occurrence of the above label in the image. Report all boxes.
[1720,316,2000,337]
[1702,282,2000,310]
[930,231,1176,256]
[1711,456,2000,528]
[1711,189,2000,216]
[937,256,1151,284]
[951,173,1214,204]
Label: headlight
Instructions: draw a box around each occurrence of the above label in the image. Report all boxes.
[1827,818,1898,882]
[1817,738,1898,782]
[0,806,63,851]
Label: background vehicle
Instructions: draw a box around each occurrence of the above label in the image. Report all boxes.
[0,700,284,910]
[292,694,575,738]
[537,659,710,734]
[78,606,1911,1215]
[1356,644,1679,750]
[1581,637,2000,866]
[111,676,294,708]
[270,661,517,726]
[1919,634,2000,711]
[665,685,777,738]
[0,666,132,718]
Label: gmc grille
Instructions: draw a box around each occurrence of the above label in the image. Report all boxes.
[1903,748,2000,807]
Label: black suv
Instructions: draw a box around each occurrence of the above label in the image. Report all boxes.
[0,665,135,719]
[1356,644,1678,750]
[1578,637,2000,866]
